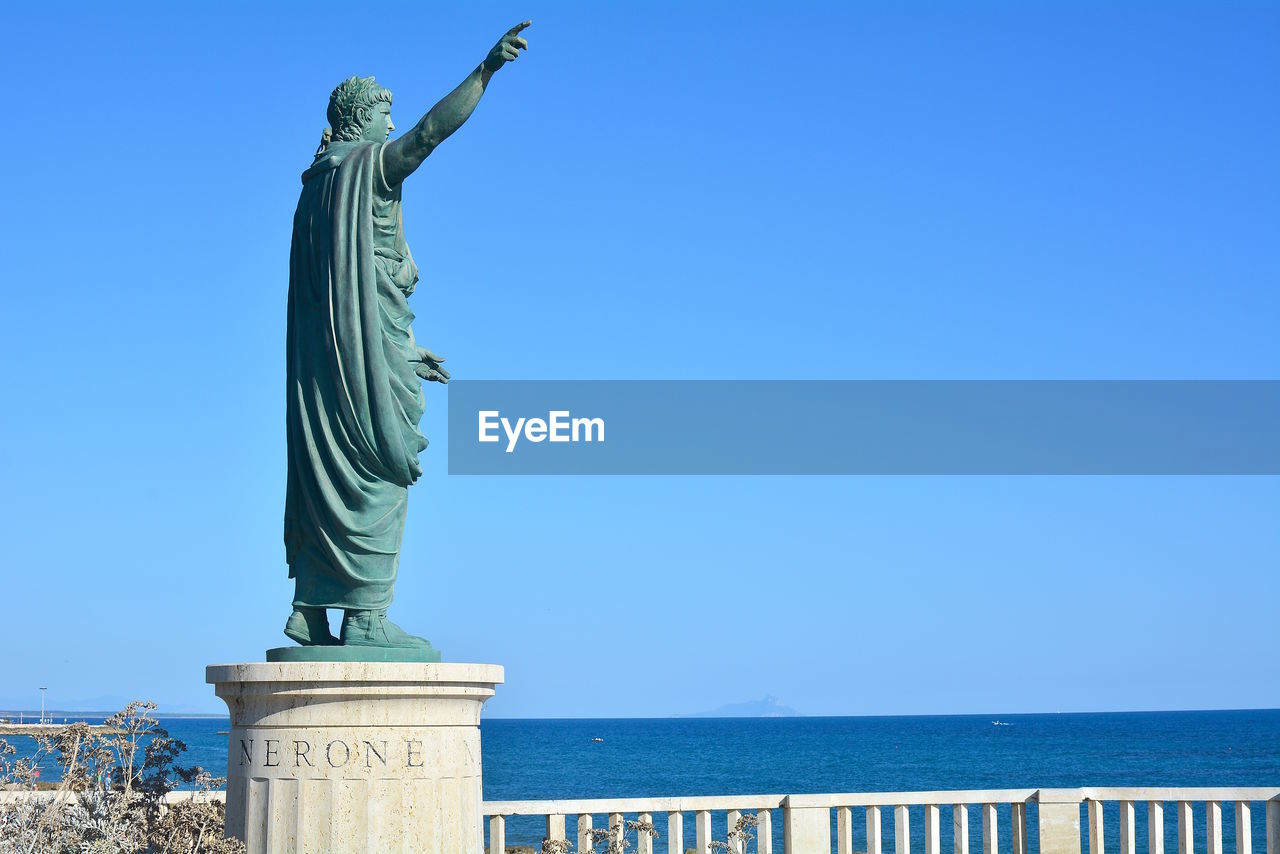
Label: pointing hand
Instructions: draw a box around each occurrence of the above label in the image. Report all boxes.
[483,21,531,73]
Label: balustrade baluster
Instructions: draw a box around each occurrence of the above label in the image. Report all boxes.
[547,813,567,844]
[1178,802,1195,854]
[1209,803,1224,854]
[1089,801,1105,854]
[1237,803,1252,854]
[897,805,911,854]
[609,812,624,850]
[833,806,851,854]
[668,811,683,854]
[579,815,594,854]
[639,811,654,854]
[697,809,711,854]
[728,809,743,854]
[867,806,883,854]
[955,804,971,854]
[488,815,504,854]
[1121,800,1136,854]
[1012,802,1027,854]
[1150,802,1165,854]
[759,809,773,854]
[925,804,941,854]
[982,803,998,854]
[1267,802,1279,854]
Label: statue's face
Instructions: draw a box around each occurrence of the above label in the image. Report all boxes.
[360,102,395,143]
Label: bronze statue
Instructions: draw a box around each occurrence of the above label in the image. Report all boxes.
[277,22,531,661]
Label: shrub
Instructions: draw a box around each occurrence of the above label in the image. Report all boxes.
[0,701,244,853]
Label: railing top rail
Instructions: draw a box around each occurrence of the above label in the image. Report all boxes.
[483,788,1038,815]
[483,795,788,816]
[786,789,1039,808]
[482,786,1280,816]
[1082,787,1280,802]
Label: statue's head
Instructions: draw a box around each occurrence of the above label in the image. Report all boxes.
[326,76,395,143]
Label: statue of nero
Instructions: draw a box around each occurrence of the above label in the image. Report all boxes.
[282,22,530,654]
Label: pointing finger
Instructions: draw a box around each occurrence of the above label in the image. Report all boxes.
[507,20,532,36]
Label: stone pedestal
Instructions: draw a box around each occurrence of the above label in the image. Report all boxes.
[206,662,503,854]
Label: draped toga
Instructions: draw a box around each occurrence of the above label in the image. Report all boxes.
[284,140,426,610]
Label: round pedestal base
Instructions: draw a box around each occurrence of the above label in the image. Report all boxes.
[206,662,502,853]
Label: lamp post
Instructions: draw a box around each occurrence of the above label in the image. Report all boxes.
[39,687,47,725]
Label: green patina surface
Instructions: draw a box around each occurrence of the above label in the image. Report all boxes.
[277,22,531,661]
[266,646,442,664]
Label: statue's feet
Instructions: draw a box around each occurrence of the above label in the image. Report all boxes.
[284,607,338,646]
[340,609,432,650]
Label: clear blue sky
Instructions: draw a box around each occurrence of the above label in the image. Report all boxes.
[0,2,1276,716]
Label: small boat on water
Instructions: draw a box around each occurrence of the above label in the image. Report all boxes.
[591,737,605,743]
[992,720,1011,726]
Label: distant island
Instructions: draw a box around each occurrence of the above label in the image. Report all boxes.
[684,696,799,718]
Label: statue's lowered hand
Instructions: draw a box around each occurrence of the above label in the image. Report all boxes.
[483,21,531,73]
[413,347,450,384]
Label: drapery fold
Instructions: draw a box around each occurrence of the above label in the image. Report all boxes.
[284,141,425,610]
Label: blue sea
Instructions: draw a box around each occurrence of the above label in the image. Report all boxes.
[6,710,1278,851]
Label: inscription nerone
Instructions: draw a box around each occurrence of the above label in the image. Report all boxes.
[238,736,429,769]
[227,727,476,781]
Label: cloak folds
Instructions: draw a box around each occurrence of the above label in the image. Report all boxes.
[284,140,426,610]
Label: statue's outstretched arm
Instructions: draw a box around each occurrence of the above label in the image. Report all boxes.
[382,21,530,188]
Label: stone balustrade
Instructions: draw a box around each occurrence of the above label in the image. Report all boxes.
[482,787,1280,854]
[6,784,1278,853]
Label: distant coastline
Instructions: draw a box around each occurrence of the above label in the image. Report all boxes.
[681,696,800,718]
